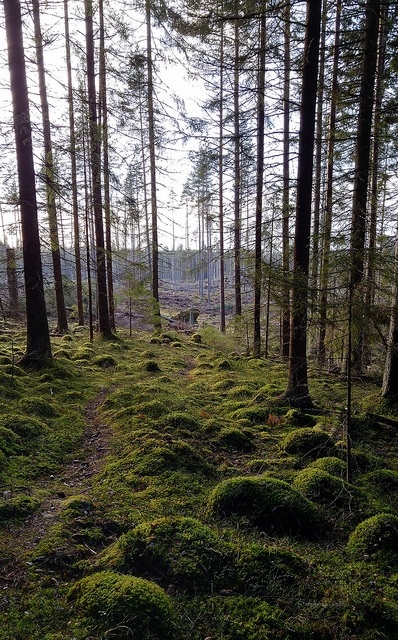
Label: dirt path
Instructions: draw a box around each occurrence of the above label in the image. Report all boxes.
[0,388,112,588]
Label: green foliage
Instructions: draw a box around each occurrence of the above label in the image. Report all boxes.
[208,475,319,536]
[281,428,335,458]
[307,456,346,477]
[69,571,176,640]
[98,516,234,593]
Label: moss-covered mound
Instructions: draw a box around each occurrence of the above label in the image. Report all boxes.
[235,542,308,597]
[69,571,176,640]
[215,426,256,452]
[0,413,48,441]
[357,469,398,511]
[98,516,233,594]
[293,467,356,507]
[307,456,346,477]
[208,475,319,537]
[347,513,398,559]
[281,428,335,459]
[133,439,215,476]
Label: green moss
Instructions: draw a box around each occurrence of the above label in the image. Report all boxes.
[0,494,41,522]
[0,413,49,441]
[98,516,234,593]
[160,411,200,431]
[144,359,161,372]
[281,428,335,459]
[18,396,58,418]
[215,426,256,452]
[282,409,317,428]
[134,440,214,476]
[307,456,346,477]
[347,513,398,559]
[229,406,271,424]
[293,467,357,507]
[235,542,308,597]
[69,571,176,639]
[208,475,319,537]
[0,426,22,456]
[357,468,398,511]
[92,353,117,368]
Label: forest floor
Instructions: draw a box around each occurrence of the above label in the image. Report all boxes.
[0,325,397,640]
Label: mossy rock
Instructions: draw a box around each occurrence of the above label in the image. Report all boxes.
[98,516,234,593]
[53,348,72,360]
[215,426,256,452]
[293,467,357,508]
[218,358,232,370]
[281,428,334,459]
[92,353,117,368]
[347,513,398,559]
[307,456,346,477]
[0,494,41,523]
[59,495,96,520]
[208,475,319,537]
[0,414,49,440]
[69,571,176,639]
[235,542,308,597]
[18,396,58,418]
[73,347,94,361]
[149,336,162,344]
[191,333,202,343]
[282,409,317,428]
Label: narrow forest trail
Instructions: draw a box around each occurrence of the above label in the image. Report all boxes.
[0,388,113,590]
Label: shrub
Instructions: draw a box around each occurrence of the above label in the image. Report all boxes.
[69,571,176,639]
[208,475,319,537]
[347,513,398,558]
[99,516,233,593]
[281,428,334,458]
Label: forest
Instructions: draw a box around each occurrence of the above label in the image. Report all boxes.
[1,0,398,638]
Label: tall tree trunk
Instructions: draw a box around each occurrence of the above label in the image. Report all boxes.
[349,0,381,373]
[219,3,226,333]
[4,0,52,366]
[285,0,322,408]
[318,0,341,367]
[253,9,266,356]
[99,0,115,331]
[364,3,387,365]
[281,0,291,359]
[310,0,327,314]
[85,0,112,338]
[233,12,242,317]
[64,0,84,326]
[32,0,68,335]
[146,0,161,329]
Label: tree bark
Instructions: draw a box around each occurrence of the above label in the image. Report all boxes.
[233,11,242,317]
[99,0,115,331]
[146,0,161,329]
[85,0,112,338]
[281,0,291,359]
[349,0,381,373]
[64,0,84,326]
[32,0,68,335]
[4,0,52,366]
[253,10,266,356]
[285,0,322,408]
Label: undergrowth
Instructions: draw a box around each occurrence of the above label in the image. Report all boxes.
[0,324,398,639]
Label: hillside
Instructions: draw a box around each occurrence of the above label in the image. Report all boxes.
[1,326,398,640]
